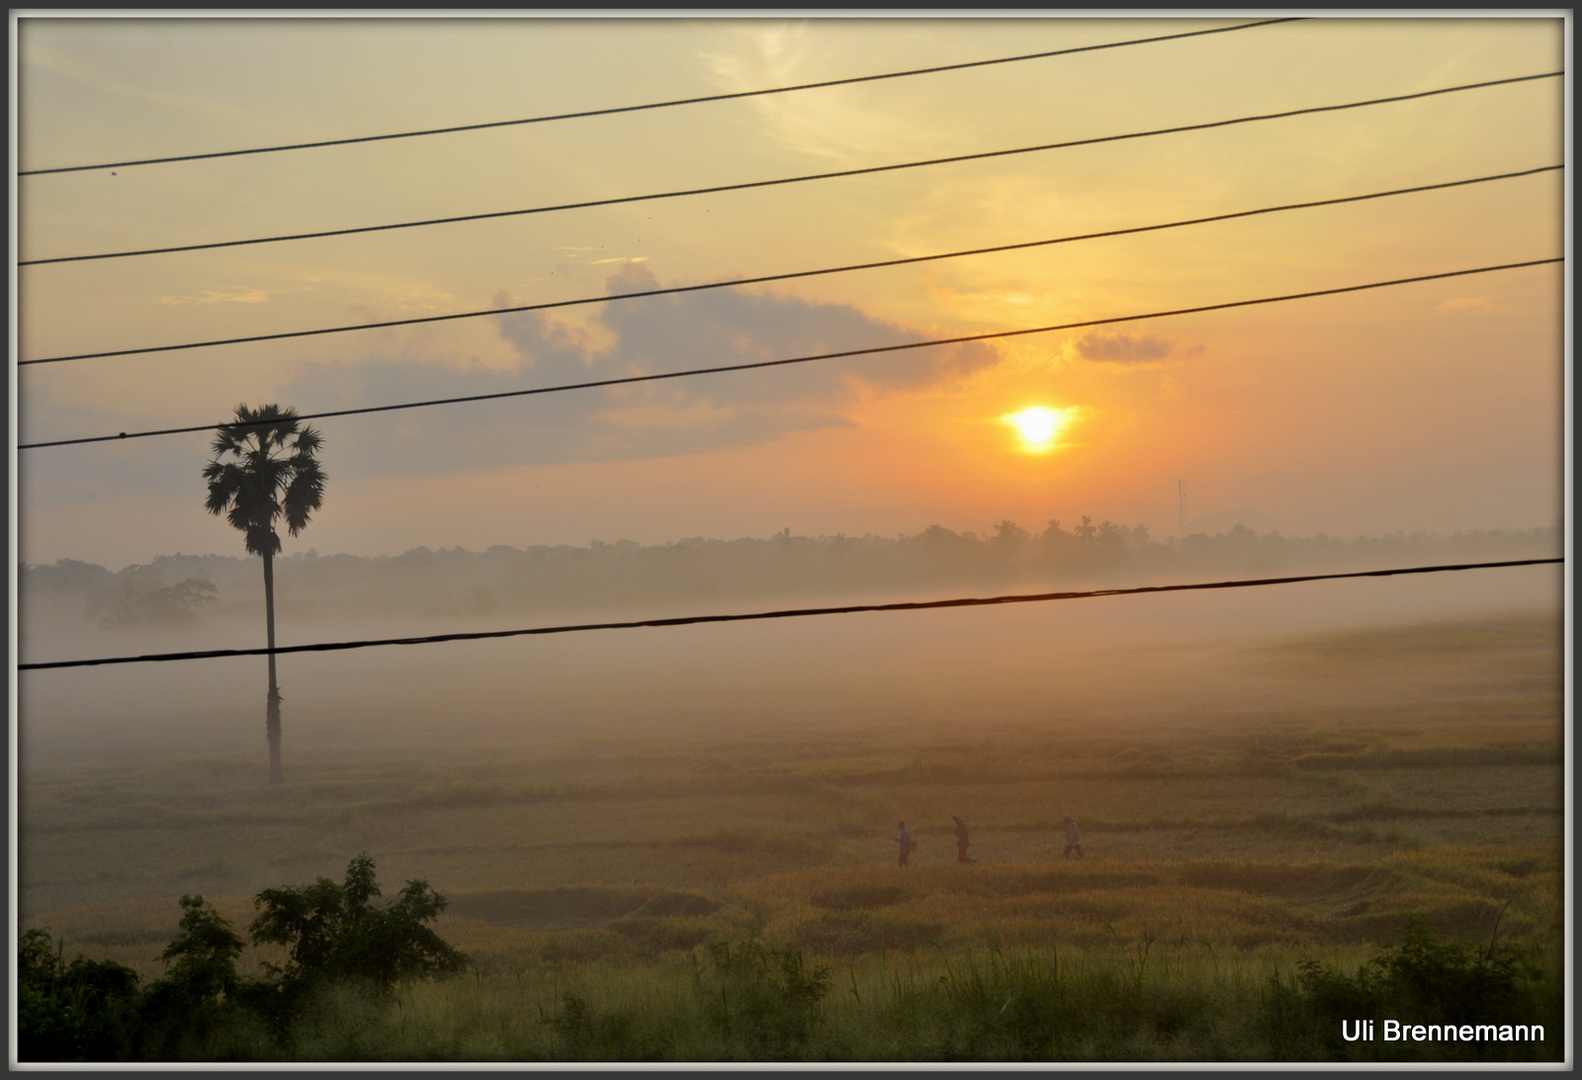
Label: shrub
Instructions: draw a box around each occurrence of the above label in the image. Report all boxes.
[155,894,245,1000]
[18,857,470,1061]
[249,852,468,993]
[17,927,141,1062]
[137,894,248,1058]
[1264,919,1557,1059]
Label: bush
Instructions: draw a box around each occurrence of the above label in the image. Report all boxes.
[155,894,246,1001]
[249,852,469,993]
[17,927,141,1061]
[1264,919,1558,1060]
[18,856,468,1062]
[135,894,253,1057]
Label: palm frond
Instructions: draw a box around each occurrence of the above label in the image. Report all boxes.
[292,426,324,456]
[203,403,325,557]
[282,462,326,536]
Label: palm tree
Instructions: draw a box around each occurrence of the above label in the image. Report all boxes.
[203,405,326,784]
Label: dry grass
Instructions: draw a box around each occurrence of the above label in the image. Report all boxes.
[19,612,1564,988]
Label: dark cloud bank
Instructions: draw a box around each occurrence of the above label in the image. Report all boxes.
[282,265,999,478]
[1074,329,1203,364]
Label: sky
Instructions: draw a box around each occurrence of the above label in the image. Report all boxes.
[11,13,1569,571]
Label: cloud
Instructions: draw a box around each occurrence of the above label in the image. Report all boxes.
[498,262,996,402]
[1437,295,1510,314]
[697,24,949,165]
[158,288,274,306]
[1073,329,1200,364]
[272,264,998,479]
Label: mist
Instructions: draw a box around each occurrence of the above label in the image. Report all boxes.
[18,523,1562,771]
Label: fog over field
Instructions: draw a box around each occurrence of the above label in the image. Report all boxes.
[18,524,1562,768]
[15,527,1564,1064]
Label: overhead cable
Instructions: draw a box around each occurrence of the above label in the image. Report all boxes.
[18,70,1561,267]
[15,558,1563,671]
[18,19,1301,177]
[20,164,1562,367]
[17,257,1562,451]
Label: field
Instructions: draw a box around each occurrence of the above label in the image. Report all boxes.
[16,610,1567,1062]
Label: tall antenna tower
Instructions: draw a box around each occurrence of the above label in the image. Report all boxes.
[1177,479,1186,537]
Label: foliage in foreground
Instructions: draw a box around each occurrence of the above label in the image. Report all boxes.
[18,926,141,1061]
[1264,917,1558,1060]
[276,927,1564,1063]
[20,854,465,1061]
[250,852,465,990]
[22,899,1562,1063]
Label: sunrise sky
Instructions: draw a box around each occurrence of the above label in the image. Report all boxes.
[12,14,1568,570]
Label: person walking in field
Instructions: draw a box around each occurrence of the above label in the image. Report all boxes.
[1063,815,1084,859]
[953,814,976,863]
[897,822,914,867]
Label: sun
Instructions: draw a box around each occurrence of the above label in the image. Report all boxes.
[1004,406,1067,451]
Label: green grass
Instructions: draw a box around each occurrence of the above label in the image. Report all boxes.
[109,934,1560,1063]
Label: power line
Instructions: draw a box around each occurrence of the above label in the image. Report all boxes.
[15,557,1562,671]
[18,257,1561,452]
[20,164,1561,368]
[19,70,1561,268]
[18,19,1302,177]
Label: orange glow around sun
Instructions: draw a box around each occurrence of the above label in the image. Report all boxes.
[1004,406,1069,452]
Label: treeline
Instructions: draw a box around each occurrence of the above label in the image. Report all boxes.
[20,522,1560,627]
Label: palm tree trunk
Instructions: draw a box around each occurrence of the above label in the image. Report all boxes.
[263,548,283,784]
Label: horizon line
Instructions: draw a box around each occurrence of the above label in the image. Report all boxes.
[20,521,1563,572]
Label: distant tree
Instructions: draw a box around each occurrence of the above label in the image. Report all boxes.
[987,520,1030,572]
[140,578,220,624]
[1035,519,1074,565]
[991,520,1029,545]
[202,405,325,784]
[1073,516,1097,541]
[91,577,217,629]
